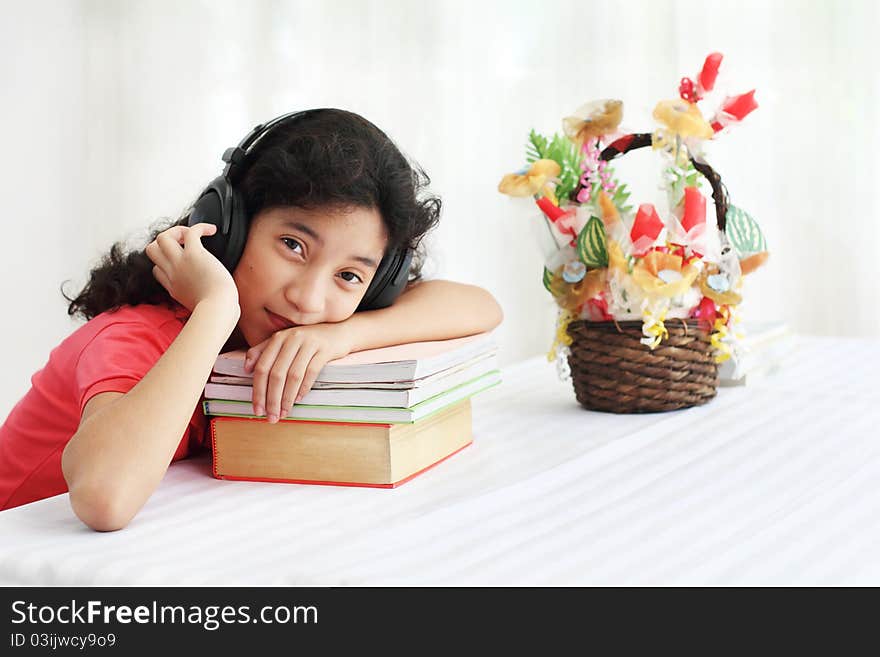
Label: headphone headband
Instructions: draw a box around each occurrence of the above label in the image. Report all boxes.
[221,110,315,182]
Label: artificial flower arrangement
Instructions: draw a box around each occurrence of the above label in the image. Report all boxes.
[499,53,769,412]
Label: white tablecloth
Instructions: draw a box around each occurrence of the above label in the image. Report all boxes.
[2,336,878,586]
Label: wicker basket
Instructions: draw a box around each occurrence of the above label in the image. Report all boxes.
[564,132,730,413]
[567,319,719,413]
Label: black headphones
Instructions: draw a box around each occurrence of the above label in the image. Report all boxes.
[187,109,413,311]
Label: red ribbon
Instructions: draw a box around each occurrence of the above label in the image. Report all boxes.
[681,187,707,233]
[535,196,567,222]
[588,294,614,321]
[631,204,664,244]
[691,296,718,331]
[711,89,758,132]
[698,53,723,94]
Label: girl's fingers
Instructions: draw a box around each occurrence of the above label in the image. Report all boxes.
[144,240,170,270]
[275,345,319,421]
[189,222,218,235]
[264,338,312,422]
[184,222,217,250]
[295,354,328,403]
[250,336,287,419]
[156,225,189,244]
[243,344,266,374]
[151,265,171,291]
[153,223,216,251]
[155,231,184,264]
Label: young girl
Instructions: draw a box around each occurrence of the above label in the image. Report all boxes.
[0,108,503,529]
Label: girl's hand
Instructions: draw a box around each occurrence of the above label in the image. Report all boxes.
[243,322,357,423]
[145,223,239,312]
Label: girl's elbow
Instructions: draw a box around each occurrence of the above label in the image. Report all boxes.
[68,484,138,532]
[481,290,504,330]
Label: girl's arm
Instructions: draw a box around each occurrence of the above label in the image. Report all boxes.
[244,279,503,423]
[62,298,238,531]
[61,223,239,531]
[344,279,503,352]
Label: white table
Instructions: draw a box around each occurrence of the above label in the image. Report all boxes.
[2,336,878,586]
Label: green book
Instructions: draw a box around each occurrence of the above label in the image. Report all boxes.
[202,370,502,424]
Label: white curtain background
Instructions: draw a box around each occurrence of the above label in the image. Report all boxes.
[1,0,878,417]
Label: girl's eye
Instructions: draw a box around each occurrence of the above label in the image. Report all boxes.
[281,237,303,254]
[339,271,363,284]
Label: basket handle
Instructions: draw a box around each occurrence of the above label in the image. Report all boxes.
[573,133,729,233]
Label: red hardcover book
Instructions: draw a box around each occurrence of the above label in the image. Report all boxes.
[210,399,473,488]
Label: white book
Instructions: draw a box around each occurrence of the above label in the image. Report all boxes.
[208,352,498,390]
[202,369,502,424]
[212,332,497,384]
[719,321,797,386]
[205,355,500,408]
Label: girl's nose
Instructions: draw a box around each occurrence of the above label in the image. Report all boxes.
[284,273,325,317]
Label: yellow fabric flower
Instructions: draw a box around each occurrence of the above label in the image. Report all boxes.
[548,266,607,312]
[498,159,561,197]
[652,99,714,140]
[698,266,743,306]
[562,99,623,148]
[631,251,699,298]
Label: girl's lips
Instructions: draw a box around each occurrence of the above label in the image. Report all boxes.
[265,309,295,331]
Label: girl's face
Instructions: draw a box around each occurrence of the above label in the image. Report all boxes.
[232,205,388,347]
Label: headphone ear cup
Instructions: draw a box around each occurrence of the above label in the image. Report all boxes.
[359,255,390,311]
[357,248,413,311]
[223,185,248,273]
[189,176,230,264]
[189,176,247,272]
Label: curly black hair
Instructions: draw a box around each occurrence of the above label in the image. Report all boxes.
[63,108,441,320]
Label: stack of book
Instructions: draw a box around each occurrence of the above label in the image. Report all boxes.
[202,333,500,488]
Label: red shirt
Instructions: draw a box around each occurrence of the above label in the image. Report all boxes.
[0,303,208,510]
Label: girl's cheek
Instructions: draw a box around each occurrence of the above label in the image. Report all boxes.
[324,299,348,322]
[343,298,363,321]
